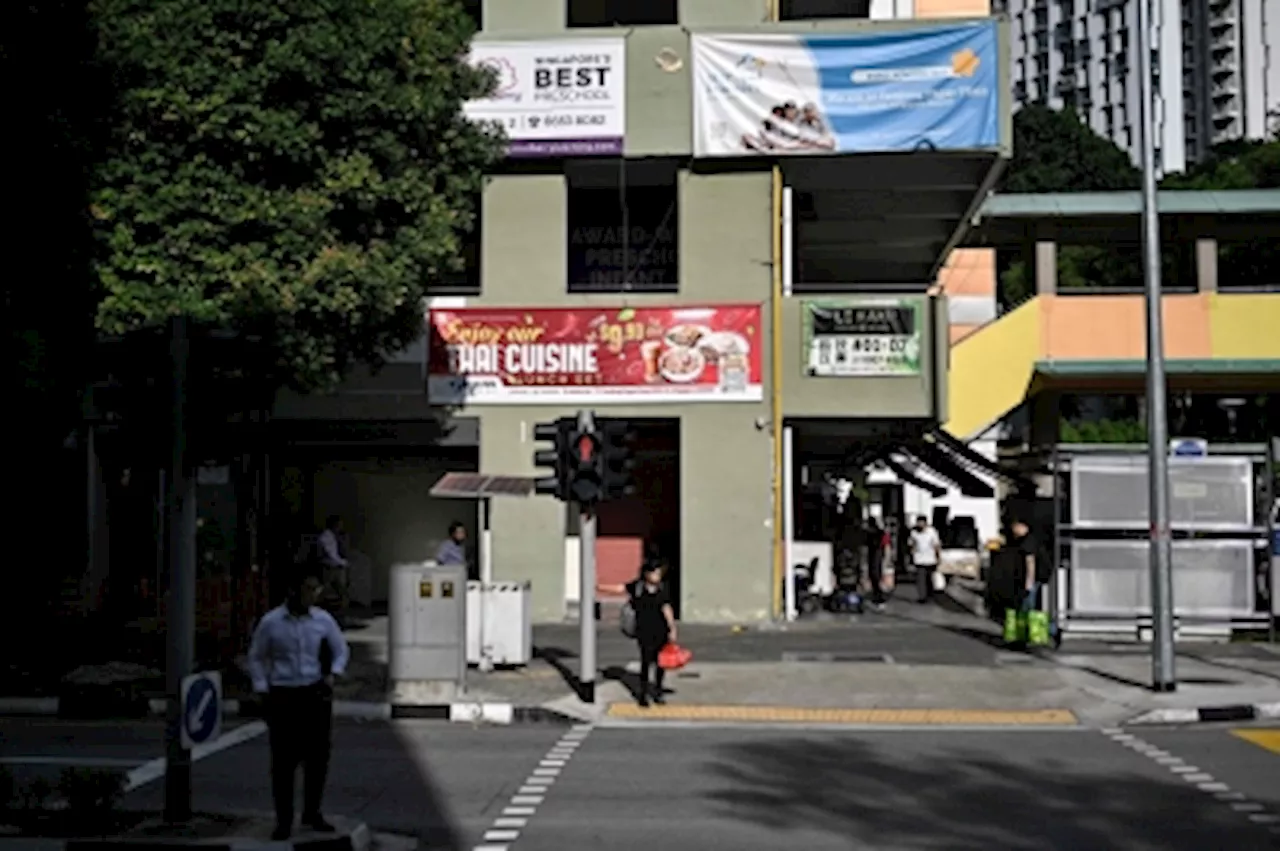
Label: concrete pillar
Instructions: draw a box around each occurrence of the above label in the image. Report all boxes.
[1195,238,1218,292]
[1034,240,1058,296]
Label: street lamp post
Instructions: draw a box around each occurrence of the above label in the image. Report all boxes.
[1136,0,1176,691]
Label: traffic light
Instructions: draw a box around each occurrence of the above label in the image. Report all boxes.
[532,418,573,499]
[599,418,636,500]
[566,423,605,506]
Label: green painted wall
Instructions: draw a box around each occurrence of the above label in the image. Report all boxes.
[474,170,775,621]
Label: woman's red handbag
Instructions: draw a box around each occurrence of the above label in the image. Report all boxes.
[658,642,693,670]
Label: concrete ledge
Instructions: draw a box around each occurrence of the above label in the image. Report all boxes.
[1126,701,1280,726]
[0,697,572,726]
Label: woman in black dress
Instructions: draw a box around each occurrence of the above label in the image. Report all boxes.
[600,558,677,707]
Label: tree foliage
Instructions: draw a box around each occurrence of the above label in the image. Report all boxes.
[1001,103,1140,194]
[89,0,502,390]
[1163,138,1280,189]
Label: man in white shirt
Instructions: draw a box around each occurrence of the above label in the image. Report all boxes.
[249,567,350,840]
[908,515,942,604]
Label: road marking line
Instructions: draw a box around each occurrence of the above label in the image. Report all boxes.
[483,830,520,842]
[1104,728,1279,836]
[605,704,1078,726]
[471,725,594,851]
[1231,803,1265,813]
[123,720,266,792]
[1230,729,1280,755]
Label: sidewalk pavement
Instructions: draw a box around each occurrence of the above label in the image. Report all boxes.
[5,599,1278,728]
[337,601,1280,728]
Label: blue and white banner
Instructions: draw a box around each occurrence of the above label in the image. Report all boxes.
[692,22,999,157]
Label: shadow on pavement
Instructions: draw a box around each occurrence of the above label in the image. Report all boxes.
[123,723,467,850]
[703,736,1270,850]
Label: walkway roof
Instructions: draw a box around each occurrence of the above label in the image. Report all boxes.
[963,189,1280,247]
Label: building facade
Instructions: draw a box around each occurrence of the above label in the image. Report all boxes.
[273,0,1010,622]
[1001,0,1278,173]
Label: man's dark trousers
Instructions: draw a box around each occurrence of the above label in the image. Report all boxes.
[915,562,937,603]
[266,683,333,828]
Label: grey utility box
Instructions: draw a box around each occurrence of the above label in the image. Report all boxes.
[389,561,467,684]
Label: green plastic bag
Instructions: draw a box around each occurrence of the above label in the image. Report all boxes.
[1027,610,1051,647]
[1003,608,1026,644]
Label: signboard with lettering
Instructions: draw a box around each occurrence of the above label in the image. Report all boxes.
[463,39,626,158]
[803,298,925,377]
[427,305,763,404]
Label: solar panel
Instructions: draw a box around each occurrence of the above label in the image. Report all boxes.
[482,476,535,497]
[430,473,488,498]
[429,472,534,499]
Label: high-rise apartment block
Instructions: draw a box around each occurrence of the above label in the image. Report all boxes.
[1000,0,1278,173]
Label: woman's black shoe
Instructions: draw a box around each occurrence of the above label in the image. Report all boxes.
[652,691,666,705]
[637,695,649,707]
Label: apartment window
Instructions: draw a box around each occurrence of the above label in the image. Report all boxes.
[432,191,482,295]
[567,159,679,294]
[780,0,871,19]
[567,0,676,27]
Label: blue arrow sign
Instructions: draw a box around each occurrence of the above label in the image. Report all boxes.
[1169,438,1208,458]
[180,671,222,749]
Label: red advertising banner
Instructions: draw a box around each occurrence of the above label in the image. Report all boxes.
[427,304,764,404]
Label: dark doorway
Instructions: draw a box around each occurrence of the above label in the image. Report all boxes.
[595,418,681,618]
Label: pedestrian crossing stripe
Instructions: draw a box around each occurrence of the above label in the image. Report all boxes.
[1230,728,1280,755]
[605,704,1078,725]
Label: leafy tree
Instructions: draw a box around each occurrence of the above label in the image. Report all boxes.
[1002,103,1141,194]
[999,105,1142,304]
[1162,139,1279,189]
[89,0,502,391]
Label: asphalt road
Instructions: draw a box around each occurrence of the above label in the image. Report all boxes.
[3,718,1277,850]
[515,726,1280,851]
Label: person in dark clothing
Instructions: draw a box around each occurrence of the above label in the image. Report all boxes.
[599,559,677,708]
[248,566,350,840]
[865,517,890,611]
[1011,519,1058,643]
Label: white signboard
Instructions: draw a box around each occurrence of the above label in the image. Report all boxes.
[464,39,626,158]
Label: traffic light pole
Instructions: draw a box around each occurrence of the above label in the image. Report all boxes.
[578,411,598,704]
[579,503,597,704]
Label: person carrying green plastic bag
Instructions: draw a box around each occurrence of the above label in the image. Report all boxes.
[1003,518,1059,649]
